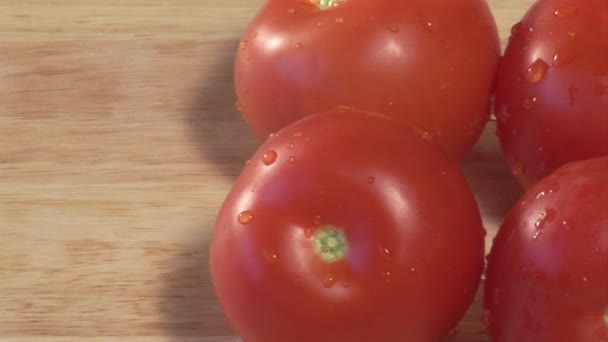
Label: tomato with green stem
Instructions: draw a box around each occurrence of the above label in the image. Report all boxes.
[235,0,500,160]
[210,108,486,342]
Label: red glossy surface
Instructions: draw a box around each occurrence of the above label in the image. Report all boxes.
[210,109,486,342]
[484,156,608,342]
[235,0,500,160]
[495,0,608,186]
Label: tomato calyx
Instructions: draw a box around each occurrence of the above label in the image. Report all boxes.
[312,226,348,262]
[310,0,344,10]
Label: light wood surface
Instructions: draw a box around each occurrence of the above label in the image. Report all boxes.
[0,1,534,340]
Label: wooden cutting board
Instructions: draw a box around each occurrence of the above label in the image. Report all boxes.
[0,1,533,340]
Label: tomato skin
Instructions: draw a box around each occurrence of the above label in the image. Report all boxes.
[210,109,485,342]
[235,0,500,160]
[495,0,608,187]
[484,156,608,342]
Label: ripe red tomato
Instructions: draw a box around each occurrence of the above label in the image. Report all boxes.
[210,108,486,342]
[234,0,500,160]
[495,0,608,187]
[484,156,608,342]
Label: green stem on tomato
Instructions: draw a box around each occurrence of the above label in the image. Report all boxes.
[316,0,343,10]
[312,226,348,262]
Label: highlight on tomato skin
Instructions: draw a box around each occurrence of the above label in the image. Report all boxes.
[483,156,608,342]
[210,108,486,342]
[234,0,501,161]
[494,0,608,187]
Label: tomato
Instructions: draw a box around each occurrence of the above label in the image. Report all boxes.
[210,108,486,342]
[234,0,500,160]
[483,156,608,342]
[495,0,608,187]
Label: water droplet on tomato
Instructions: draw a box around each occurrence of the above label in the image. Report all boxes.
[378,245,391,259]
[388,26,399,33]
[295,42,303,49]
[567,31,577,38]
[245,159,251,166]
[335,17,344,23]
[532,231,541,239]
[287,156,296,164]
[287,8,296,14]
[481,309,491,327]
[511,160,526,177]
[382,271,392,283]
[304,228,313,238]
[552,47,577,66]
[263,250,278,264]
[262,150,278,165]
[536,191,546,199]
[410,267,416,272]
[522,96,537,110]
[525,59,549,83]
[322,273,336,288]
[554,5,578,18]
[237,210,253,224]
[287,143,295,149]
[368,176,375,184]
[293,132,303,137]
[511,21,522,35]
[312,215,322,226]
[316,21,325,27]
[235,100,243,112]
[239,40,248,51]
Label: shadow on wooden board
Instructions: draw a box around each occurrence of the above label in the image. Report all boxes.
[159,224,236,340]
[185,39,258,180]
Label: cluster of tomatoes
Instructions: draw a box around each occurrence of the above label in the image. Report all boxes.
[210,0,607,341]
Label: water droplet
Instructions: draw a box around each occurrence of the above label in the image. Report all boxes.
[378,245,391,259]
[525,59,549,83]
[410,267,416,272]
[554,5,578,18]
[424,21,436,31]
[322,273,336,288]
[481,309,491,327]
[553,47,576,66]
[387,102,394,106]
[263,250,278,264]
[235,100,243,112]
[534,208,556,230]
[583,276,588,282]
[511,160,526,177]
[262,150,278,165]
[523,96,537,110]
[382,271,392,283]
[287,8,296,14]
[316,21,325,27]
[413,126,433,141]
[293,132,303,137]
[567,31,577,38]
[388,26,399,33]
[532,231,542,239]
[239,40,248,51]
[368,176,375,184]
[562,220,568,225]
[335,17,344,23]
[237,210,253,224]
[304,228,313,238]
[295,42,303,49]
[536,191,546,199]
[312,215,322,226]
[287,156,296,164]
[511,22,522,35]
[287,143,295,149]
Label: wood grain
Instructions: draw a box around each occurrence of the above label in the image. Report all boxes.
[0,1,534,340]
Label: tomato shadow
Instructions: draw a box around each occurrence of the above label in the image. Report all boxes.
[460,122,523,247]
[185,39,258,180]
[158,224,237,340]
